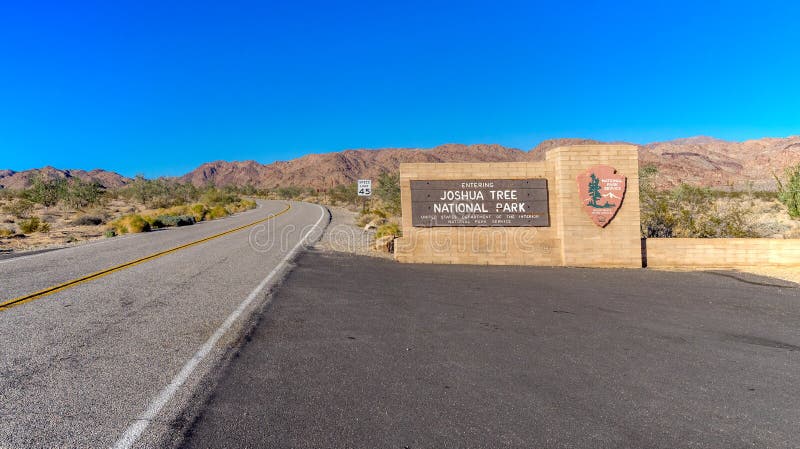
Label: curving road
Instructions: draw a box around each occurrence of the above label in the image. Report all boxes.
[0,200,329,448]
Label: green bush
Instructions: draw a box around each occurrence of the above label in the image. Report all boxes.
[18,217,41,233]
[776,164,800,219]
[328,183,358,205]
[201,189,240,207]
[376,222,401,238]
[117,176,199,208]
[63,178,105,209]
[104,229,116,238]
[155,214,196,227]
[639,171,760,238]
[26,176,67,207]
[375,172,401,215]
[275,186,303,200]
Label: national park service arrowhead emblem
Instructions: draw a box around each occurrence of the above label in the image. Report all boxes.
[576,165,627,227]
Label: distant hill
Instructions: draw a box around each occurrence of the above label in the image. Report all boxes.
[180,136,800,190]
[639,136,800,189]
[0,167,130,190]
[180,144,528,189]
[5,135,800,191]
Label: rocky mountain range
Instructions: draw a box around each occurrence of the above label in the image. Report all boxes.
[181,136,800,190]
[3,136,799,191]
[0,166,130,190]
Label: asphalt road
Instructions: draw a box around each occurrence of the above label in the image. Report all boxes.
[0,200,328,448]
[182,250,800,449]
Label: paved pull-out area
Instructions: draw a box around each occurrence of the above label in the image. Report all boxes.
[182,249,800,449]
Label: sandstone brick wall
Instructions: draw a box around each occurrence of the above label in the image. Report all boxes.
[646,238,800,268]
[547,146,641,268]
[395,145,643,267]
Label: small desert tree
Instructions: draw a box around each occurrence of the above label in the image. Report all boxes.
[775,164,800,219]
[64,178,105,209]
[375,172,401,215]
[26,176,67,207]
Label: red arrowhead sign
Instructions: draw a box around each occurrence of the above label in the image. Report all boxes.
[576,165,627,227]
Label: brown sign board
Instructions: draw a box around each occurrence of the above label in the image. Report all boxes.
[410,179,550,227]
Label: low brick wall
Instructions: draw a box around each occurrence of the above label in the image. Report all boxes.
[646,238,800,268]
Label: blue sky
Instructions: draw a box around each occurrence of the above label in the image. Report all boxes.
[1,1,799,177]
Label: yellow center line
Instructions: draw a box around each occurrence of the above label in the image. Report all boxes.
[0,203,292,311]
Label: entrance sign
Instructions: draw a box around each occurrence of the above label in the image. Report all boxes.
[576,165,626,227]
[396,145,642,267]
[357,179,372,196]
[410,179,549,227]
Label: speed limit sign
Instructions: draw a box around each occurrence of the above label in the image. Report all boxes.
[357,179,372,197]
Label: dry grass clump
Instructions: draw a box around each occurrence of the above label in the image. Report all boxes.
[189,204,209,222]
[106,199,256,236]
[18,217,50,234]
[207,206,229,220]
[110,214,151,235]
[376,222,401,238]
[0,227,14,237]
[225,199,257,213]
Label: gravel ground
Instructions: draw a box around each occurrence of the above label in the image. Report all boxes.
[736,266,800,285]
[314,205,393,259]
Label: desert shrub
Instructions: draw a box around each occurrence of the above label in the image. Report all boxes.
[776,164,800,219]
[26,176,67,207]
[72,215,104,226]
[328,183,358,205]
[38,222,50,233]
[18,217,41,233]
[238,184,258,196]
[2,199,35,218]
[225,199,257,213]
[375,172,401,215]
[639,165,675,237]
[356,213,378,228]
[640,167,760,238]
[63,178,105,209]
[155,214,196,227]
[111,214,151,234]
[104,229,116,238]
[275,186,303,200]
[118,176,199,208]
[0,227,14,237]
[201,189,240,207]
[189,204,209,221]
[207,206,229,220]
[376,222,401,238]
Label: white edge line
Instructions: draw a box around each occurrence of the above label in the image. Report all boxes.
[112,203,328,449]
